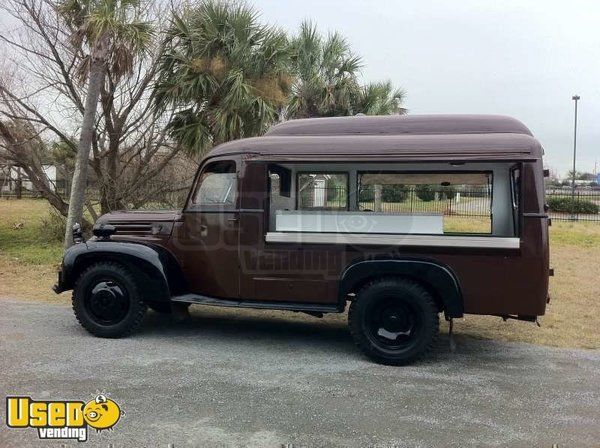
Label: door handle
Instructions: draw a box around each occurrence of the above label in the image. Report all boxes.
[227,216,239,223]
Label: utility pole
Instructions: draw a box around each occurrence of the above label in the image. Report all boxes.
[571,95,580,220]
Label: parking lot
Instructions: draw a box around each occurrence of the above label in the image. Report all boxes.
[1,297,599,447]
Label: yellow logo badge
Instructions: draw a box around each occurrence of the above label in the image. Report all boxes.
[6,394,123,442]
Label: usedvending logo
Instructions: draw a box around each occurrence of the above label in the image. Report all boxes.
[6,393,122,442]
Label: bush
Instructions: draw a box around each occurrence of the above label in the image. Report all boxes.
[439,185,456,200]
[38,209,95,243]
[382,185,407,203]
[415,184,435,202]
[359,185,374,202]
[360,185,408,203]
[38,210,67,243]
[547,197,599,214]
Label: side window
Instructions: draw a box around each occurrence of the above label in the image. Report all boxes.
[192,160,237,208]
[297,173,348,210]
[357,171,493,234]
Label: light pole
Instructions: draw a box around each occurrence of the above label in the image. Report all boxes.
[571,95,580,220]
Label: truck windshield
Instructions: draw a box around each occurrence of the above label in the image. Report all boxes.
[192,160,237,206]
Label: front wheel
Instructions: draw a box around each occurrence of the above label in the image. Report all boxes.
[348,278,439,365]
[72,262,147,338]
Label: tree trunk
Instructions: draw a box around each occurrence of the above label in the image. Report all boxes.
[100,138,120,215]
[64,57,106,248]
[15,168,22,199]
[374,184,382,212]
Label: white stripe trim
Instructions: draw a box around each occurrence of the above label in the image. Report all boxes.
[265,232,520,249]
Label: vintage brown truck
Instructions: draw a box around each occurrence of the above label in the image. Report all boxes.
[54,114,551,365]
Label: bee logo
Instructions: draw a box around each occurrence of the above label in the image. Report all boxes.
[82,395,122,431]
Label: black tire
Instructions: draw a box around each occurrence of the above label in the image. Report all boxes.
[348,278,439,365]
[72,262,147,338]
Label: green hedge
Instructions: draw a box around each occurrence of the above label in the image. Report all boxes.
[415,185,435,202]
[359,185,408,203]
[547,197,599,214]
[382,185,407,202]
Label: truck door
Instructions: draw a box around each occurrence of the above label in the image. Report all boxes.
[174,157,241,298]
[237,161,341,304]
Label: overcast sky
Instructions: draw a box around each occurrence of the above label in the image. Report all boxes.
[255,0,599,177]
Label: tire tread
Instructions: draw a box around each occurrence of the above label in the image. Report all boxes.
[72,261,147,338]
[348,278,439,366]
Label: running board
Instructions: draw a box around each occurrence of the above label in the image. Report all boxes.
[171,294,341,313]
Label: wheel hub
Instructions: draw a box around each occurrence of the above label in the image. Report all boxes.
[367,299,418,347]
[381,306,410,333]
[88,281,128,323]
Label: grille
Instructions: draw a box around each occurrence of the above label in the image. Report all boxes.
[112,222,153,235]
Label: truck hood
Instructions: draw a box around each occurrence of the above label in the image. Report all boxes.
[95,210,182,239]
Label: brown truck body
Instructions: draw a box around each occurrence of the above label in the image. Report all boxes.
[56,114,550,363]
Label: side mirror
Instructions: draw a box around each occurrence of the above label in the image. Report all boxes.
[72,223,84,244]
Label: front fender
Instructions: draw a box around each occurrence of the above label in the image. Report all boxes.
[339,259,464,318]
[54,240,185,302]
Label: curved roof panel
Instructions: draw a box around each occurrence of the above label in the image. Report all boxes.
[209,132,543,162]
[265,114,533,137]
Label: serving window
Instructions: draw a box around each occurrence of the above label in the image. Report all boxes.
[357,171,492,234]
[266,163,517,238]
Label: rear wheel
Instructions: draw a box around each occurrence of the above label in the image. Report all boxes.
[73,262,147,338]
[348,278,439,365]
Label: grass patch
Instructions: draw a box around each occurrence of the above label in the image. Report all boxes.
[1,198,599,349]
[547,220,600,247]
[0,199,63,265]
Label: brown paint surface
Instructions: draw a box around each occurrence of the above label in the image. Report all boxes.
[97,115,549,317]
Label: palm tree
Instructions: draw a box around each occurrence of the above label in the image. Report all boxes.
[288,21,406,118]
[154,0,292,155]
[288,21,362,118]
[352,81,407,115]
[59,0,152,248]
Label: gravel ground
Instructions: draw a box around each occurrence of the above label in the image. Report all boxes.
[1,297,599,448]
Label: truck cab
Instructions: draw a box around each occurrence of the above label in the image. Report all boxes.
[55,114,550,365]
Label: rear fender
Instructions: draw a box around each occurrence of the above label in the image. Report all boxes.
[339,259,464,318]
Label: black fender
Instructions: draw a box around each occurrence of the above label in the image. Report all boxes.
[339,259,464,318]
[54,240,187,303]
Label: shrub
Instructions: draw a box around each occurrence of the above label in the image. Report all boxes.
[415,184,435,202]
[547,197,599,214]
[38,209,95,243]
[382,185,407,203]
[359,185,374,202]
[38,210,67,243]
[439,185,456,200]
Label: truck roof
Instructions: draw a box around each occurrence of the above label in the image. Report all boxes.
[265,114,533,137]
[209,115,543,162]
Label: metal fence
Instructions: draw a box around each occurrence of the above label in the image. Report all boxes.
[546,189,600,222]
[299,185,493,218]
[299,185,600,222]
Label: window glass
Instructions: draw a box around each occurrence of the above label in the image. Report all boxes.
[357,172,493,234]
[192,161,237,207]
[511,167,521,234]
[298,173,348,210]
